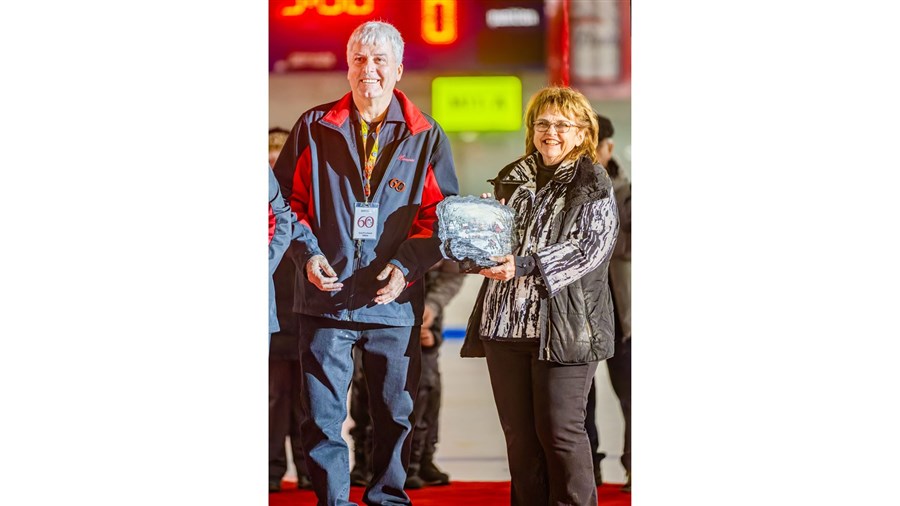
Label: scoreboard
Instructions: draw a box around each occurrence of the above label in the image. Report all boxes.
[269,0,546,72]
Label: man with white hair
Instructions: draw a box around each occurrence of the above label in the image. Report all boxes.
[272,21,459,505]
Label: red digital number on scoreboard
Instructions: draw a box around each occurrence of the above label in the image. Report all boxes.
[280,0,458,46]
[421,0,457,45]
[281,0,375,17]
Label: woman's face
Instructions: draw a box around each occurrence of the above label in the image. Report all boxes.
[531,107,586,166]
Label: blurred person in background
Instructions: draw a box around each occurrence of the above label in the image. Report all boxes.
[461,86,619,506]
[269,162,292,337]
[586,113,631,492]
[405,259,464,489]
[268,128,313,493]
[269,127,290,168]
[272,20,459,506]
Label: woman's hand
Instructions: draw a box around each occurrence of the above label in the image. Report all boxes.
[479,254,515,281]
[480,192,506,205]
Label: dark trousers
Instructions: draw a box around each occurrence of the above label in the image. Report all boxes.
[409,349,442,473]
[269,357,309,481]
[298,315,421,506]
[606,337,631,473]
[484,340,599,506]
[269,323,309,483]
[585,379,600,458]
[352,345,442,477]
[585,327,632,475]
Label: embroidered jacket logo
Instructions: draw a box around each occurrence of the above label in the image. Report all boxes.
[397,155,416,162]
[388,178,406,192]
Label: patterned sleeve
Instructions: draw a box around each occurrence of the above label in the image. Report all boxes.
[533,193,619,297]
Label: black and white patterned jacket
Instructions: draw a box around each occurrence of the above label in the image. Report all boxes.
[461,152,619,364]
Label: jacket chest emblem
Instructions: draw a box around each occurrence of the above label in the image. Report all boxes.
[388,178,406,192]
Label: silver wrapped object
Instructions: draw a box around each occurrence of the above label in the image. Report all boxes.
[436,195,516,271]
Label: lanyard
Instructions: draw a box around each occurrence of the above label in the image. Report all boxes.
[359,118,383,202]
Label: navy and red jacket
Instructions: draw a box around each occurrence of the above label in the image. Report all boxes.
[273,90,459,326]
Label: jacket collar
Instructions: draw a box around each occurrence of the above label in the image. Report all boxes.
[499,152,579,184]
[549,156,578,184]
[321,89,432,135]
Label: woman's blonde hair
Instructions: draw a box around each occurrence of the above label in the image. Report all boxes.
[523,86,599,164]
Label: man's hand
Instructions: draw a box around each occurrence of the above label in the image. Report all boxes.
[374,263,407,305]
[420,327,435,348]
[479,254,515,281]
[306,255,343,292]
[422,304,436,329]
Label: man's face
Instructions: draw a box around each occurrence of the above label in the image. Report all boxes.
[596,138,614,167]
[346,40,402,103]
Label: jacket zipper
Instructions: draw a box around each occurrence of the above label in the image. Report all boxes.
[349,120,374,322]
[346,239,363,321]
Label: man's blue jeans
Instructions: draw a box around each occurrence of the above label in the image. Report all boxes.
[298,316,421,506]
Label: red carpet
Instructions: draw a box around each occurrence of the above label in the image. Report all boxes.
[270,480,631,505]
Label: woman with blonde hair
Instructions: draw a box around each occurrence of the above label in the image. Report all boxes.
[461,86,619,505]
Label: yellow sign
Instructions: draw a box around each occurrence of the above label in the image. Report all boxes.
[431,76,522,132]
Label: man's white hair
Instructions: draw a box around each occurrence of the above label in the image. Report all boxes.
[346,21,404,65]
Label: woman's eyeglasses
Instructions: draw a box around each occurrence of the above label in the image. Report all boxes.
[533,120,578,133]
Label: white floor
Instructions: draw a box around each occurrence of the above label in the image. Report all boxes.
[283,340,628,484]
